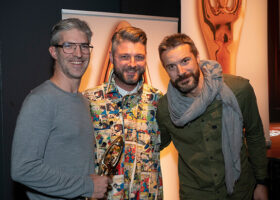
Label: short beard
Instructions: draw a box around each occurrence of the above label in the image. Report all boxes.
[113,66,144,86]
[172,69,200,94]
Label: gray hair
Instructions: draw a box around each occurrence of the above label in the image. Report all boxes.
[111,26,147,56]
[50,18,92,45]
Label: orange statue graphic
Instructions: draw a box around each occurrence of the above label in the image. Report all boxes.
[99,20,151,84]
[198,0,246,74]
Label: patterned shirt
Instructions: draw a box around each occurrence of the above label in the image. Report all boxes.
[83,74,163,200]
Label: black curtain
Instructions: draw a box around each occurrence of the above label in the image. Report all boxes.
[268,0,280,122]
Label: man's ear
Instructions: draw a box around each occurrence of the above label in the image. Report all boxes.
[49,46,58,60]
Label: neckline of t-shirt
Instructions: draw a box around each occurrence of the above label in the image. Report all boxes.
[46,80,82,97]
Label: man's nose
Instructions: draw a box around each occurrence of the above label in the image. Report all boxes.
[129,57,137,67]
[177,65,186,75]
[73,45,82,57]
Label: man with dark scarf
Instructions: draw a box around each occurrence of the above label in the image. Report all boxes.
[157,33,268,200]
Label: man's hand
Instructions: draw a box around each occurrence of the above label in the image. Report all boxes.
[90,174,112,199]
[253,184,268,200]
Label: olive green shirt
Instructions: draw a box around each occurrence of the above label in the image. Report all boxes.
[157,74,267,200]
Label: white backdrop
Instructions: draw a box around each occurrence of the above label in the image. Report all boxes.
[62,9,179,199]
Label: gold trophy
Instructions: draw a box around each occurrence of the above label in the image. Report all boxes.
[99,136,124,176]
[86,136,124,200]
[198,0,246,74]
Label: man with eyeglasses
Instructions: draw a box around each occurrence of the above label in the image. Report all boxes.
[11,18,111,200]
[83,26,163,199]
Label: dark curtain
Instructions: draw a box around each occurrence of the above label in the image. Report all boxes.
[268,0,280,122]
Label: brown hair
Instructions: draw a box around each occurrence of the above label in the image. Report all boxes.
[158,33,199,61]
[111,26,147,56]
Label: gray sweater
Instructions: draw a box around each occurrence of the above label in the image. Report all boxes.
[11,80,95,200]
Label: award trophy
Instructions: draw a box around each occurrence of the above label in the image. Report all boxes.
[198,0,246,74]
[98,136,124,176]
[86,136,124,200]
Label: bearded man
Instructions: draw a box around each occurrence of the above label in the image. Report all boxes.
[83,26,163,200]
[157,33,268,200]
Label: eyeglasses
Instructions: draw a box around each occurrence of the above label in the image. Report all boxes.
[54,42,93,54]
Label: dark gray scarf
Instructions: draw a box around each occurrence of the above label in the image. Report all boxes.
[167,60,243,194]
